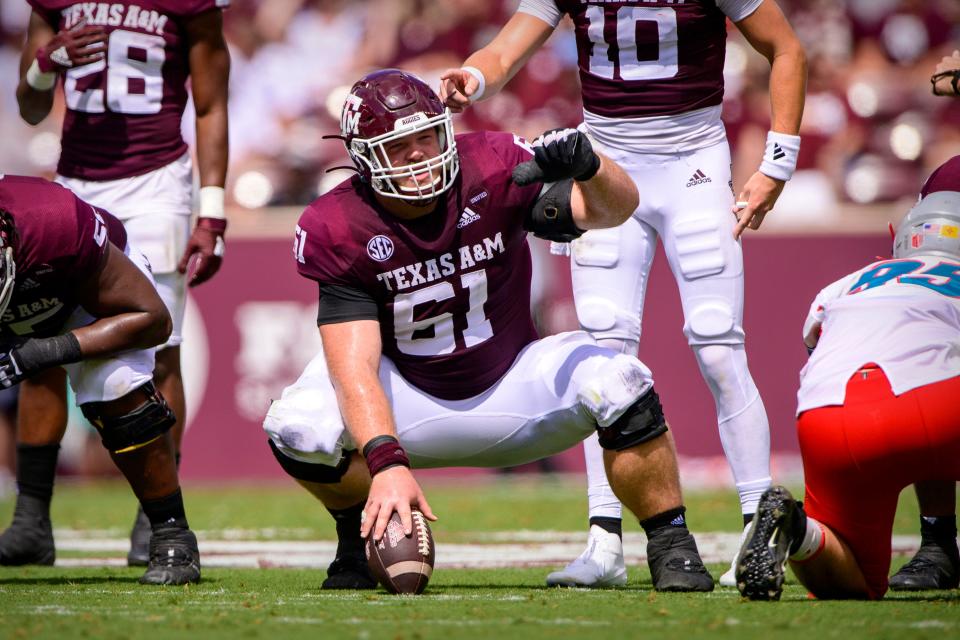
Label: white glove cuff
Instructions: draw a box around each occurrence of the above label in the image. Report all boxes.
[461,66,486,102]
[26,59,57,91]
[199,186,226,219]
[758,131,801,182]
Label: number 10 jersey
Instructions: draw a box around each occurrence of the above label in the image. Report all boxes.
[28,0,229,181]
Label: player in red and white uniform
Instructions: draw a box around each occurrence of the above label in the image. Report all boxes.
[264,69,715,592]
[885,155,960,592]
[440,0,807,587]
[8,0,230,566]
[0,176,200,585]
[734,190,960,600]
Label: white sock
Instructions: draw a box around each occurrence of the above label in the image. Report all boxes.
[789,516,825,562]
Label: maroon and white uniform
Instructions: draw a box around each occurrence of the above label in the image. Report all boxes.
[518,0,772,523]
[263,133,654,468]
[29,0,229,348]
[0,175,155,403]
[28,0,228,180]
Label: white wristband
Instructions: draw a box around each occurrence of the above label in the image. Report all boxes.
[461,66,486,102]
[199,185,226,219]
[758,131,801,182]
[25,59,57,92]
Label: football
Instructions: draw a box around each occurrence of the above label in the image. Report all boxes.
[365,509,435,594]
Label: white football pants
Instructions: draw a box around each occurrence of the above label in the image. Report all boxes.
[264,332,654,470]
[572,140,771,518]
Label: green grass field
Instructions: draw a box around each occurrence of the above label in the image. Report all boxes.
[0,476,956,640]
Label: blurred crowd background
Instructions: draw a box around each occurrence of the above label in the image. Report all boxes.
[0,0,958,486]
[1,0,959,217]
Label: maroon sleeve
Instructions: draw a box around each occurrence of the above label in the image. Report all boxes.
[69,197,112,284]
[294,202,364,289]
[25,1,61,28]
[483,131,543,214]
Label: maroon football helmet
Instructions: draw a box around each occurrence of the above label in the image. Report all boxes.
[340,69,459,201]
[920,155,960,199]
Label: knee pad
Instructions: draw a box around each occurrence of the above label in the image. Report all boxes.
[268,439,352,483]
[577,354,652,427]
[597,388,668,451]
[81,382,175,454]
[575,296,642,344]
[685,299,742,345]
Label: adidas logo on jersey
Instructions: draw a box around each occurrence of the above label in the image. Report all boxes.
[685,169,712,187]
[457,207,481,229]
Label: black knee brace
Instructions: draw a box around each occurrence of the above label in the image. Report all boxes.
[597,388,668,451]
[81,382,176,453]
[267,439,352,483]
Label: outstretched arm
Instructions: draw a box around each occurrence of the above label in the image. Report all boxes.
[731,0,808,238]
[319,320,436,541]
[439,12,555,112]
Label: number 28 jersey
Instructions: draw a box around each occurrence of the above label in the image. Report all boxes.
[28,0,229,181]
[294,132,542,401]
[798,256,960,414]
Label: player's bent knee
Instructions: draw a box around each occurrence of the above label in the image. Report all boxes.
[597,388,668,451]
[80,382,176,454]
[268,439,351,483]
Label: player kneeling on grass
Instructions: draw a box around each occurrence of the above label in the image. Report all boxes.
[0,176,200,585]
[735,189,960,600]
[263,69,714,593]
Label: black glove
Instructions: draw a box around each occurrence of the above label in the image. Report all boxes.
[512,128,601,186]
[0,334,83,388]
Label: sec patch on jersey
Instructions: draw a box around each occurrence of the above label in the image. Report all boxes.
[365,510,435,594]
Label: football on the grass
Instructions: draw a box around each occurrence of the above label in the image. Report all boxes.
[365,510,435,594]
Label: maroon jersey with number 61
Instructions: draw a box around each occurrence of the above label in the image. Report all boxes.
[0,175,127,347]
[295,131,542,400]
[28,0,229,180]
[554,0,733,118]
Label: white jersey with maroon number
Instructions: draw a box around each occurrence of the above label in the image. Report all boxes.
[798,255,960,414]
[517,0,762,153]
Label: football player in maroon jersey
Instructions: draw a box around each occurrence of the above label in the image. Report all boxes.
[0,175,201,585]
[265,69,715,592]
[8,0,230,567]
[440,0,806,588]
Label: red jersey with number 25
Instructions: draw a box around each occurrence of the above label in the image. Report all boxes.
[28,0,229,181]
[294,132,542,401]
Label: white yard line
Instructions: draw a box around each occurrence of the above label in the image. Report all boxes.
[51,531,922,570]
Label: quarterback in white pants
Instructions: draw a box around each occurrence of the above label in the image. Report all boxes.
[441,0,807,586]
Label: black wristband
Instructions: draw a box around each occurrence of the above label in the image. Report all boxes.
[575,153,601,182]
[12,333,83,376]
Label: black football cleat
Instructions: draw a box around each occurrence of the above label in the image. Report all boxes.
[127,506,152,567]
[322,552,377,590]
[889,541,960,591]
[0,495,55,566]
[735,486,799,601]
[139,526,201,585]
[646,527,715,592]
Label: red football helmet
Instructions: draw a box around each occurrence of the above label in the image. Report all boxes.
[340,69,459,201]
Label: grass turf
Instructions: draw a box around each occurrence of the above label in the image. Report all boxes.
[0,477,956,640]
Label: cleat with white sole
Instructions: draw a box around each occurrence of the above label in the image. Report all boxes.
[546,525,627,587]
[719,523,751,587]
